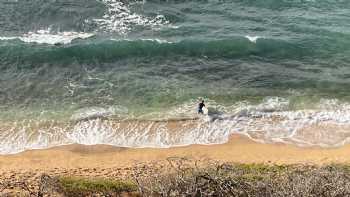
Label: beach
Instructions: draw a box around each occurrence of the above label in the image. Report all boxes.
[1,134,348,172]
[1,134,350,196]
[2,0,350,195]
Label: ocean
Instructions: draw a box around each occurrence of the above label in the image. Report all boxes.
[1,0,350,154]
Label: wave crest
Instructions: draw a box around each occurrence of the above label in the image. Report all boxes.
[0,29,94,45]
[0,37,311,67]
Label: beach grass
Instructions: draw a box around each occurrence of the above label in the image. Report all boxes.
[58,176,138,196]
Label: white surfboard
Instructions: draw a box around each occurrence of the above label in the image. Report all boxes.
[202,107,209,115]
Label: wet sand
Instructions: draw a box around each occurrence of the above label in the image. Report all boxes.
[0,134,349,172]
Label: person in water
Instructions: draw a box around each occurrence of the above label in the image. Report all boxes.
[198,100,205,114]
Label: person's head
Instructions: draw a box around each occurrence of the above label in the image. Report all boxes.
[201,99,204,103]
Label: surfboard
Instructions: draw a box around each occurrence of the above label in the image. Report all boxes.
[202,107,209,115]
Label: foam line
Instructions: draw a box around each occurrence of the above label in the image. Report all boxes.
[3,98,350,154]
[0,29,94,45]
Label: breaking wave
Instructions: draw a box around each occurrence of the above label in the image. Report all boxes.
[2,98,350,154]
[0,37,315,66]
[0,29,94,45]
[91,0,170,34]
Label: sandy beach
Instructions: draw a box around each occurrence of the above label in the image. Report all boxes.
[1,134,349,172]
[1,134,350,195]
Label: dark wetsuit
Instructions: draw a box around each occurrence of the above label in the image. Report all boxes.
[198,102,205,114]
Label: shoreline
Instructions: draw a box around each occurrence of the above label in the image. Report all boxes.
[1,134,350,172]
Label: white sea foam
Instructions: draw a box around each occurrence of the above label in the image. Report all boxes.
[0,29,94,45]
[3,98,350,154]
[140,38,173,43]
[245,35,261,43]
[110,38,173,44]
[92,0,169,34]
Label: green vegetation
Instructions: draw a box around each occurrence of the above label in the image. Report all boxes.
[58,176,138,196]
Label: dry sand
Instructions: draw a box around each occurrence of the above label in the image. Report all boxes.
[1,134,349,172]
[2,134,350,195]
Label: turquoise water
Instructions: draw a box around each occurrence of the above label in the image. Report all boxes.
[1,0,350,153]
